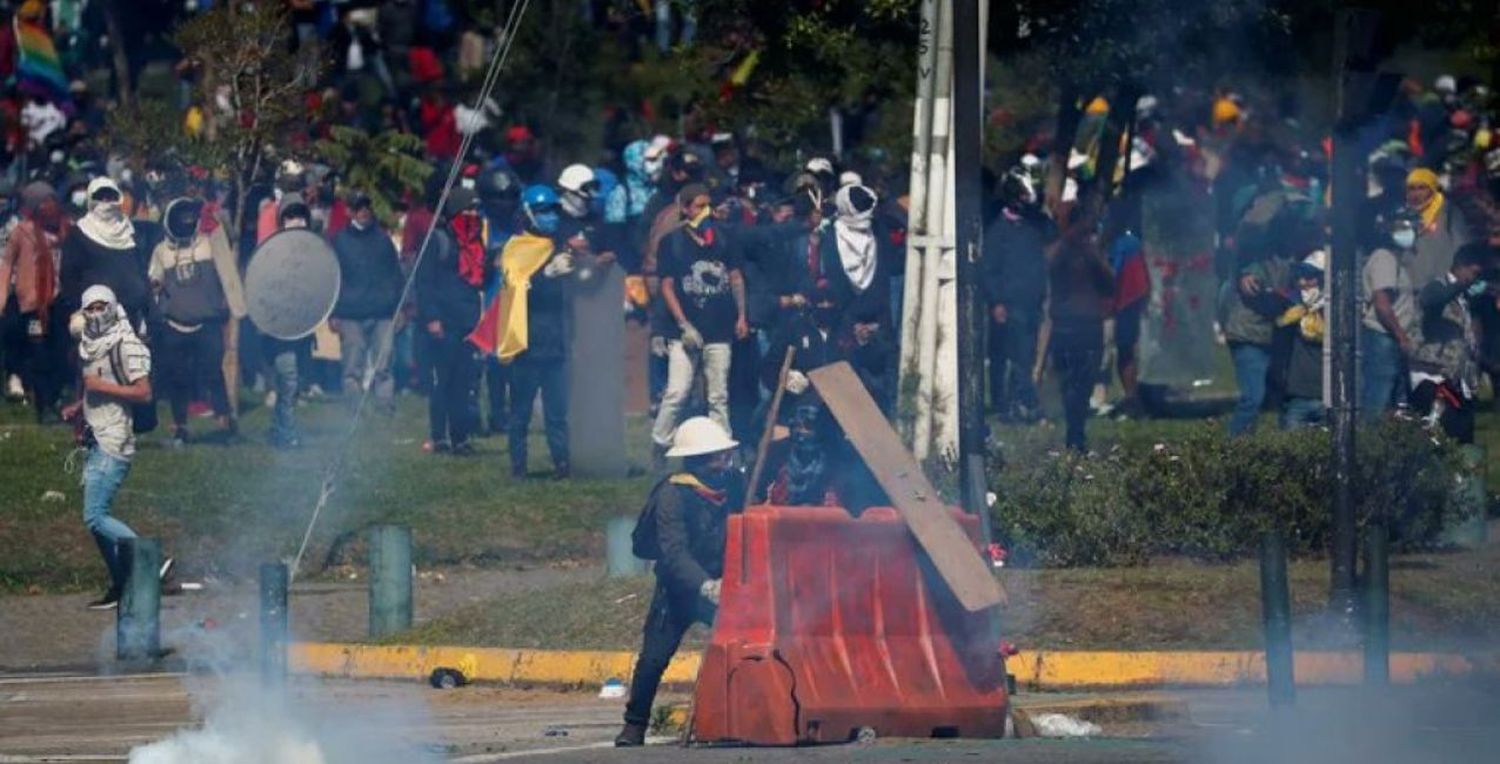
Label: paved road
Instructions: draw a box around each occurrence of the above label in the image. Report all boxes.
[2,672,1497,763]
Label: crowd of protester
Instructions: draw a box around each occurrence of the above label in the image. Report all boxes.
[6,3,1500,607]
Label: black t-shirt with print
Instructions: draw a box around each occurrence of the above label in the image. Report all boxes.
[661,225,743,344]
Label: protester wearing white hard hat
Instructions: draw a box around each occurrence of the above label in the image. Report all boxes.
[557,164,600,219]
[617,414,741,748]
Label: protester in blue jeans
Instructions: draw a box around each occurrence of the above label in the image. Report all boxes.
[1276,251,1329,429]
[1220,244,1292,436]
[1360,216,1419,418]
[62,285,170,610]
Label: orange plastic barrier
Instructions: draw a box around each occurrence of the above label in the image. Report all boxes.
[690,505,1009,745]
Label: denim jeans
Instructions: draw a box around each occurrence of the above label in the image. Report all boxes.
[272,348,299,442]
[1229,342,1272,436]
[337,318,396,406]
[1360,328,1404,420]
[83,448,137,591]
[1280,397,1325,430]
[508,355,569,474]
[652,341,731,447]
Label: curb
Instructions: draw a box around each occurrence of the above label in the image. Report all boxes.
[289,643,1499,690]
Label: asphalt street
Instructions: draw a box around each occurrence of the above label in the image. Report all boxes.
[2,672,1497,763]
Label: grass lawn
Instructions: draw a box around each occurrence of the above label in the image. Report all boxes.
[390,542,1500,652]
[0,393,653,592]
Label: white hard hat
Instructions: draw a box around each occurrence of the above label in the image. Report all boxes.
[838,170,863,188]
[805,157,835,175]
[1302,249,1328,272]
[1435,75,1457,95]
[665,416,738,458]
[557,164,597,196]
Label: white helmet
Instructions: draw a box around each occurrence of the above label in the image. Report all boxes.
[666,416,739,458]
[557,164,597,196]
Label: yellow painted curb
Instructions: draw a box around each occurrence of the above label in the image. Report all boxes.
[290,642,1498,689]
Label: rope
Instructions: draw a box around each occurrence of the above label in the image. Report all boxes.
[288,0,534,583]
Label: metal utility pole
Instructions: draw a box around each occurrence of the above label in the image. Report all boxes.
[951,0,988,529]
[1329,6,1379,620]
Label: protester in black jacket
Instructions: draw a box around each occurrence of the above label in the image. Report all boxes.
[617,417,741,748]
[416,188,484,454]
[60,177,150,329]
[332,194,403,412]
[981,170,1055,423]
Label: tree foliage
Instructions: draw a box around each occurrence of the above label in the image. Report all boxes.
[315,126,434,227]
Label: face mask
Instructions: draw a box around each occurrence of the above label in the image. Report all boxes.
[529,209,559,235]
[92,201,124,220]
[687,205,712,229]
[351,217,372,231]
[561,192,589,219]
[1301,287,1322,306]
[1392,229,1416,249]
[84,305,119,337]
[283,217,308,229]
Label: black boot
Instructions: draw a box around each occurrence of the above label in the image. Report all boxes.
[614,722,647,747]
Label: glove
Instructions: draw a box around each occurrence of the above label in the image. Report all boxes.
[542,253,575,278]
[650,335,667,357]
[1468,279,1489,297]
[700,578,722,606]
[785,370,809,395]
[679,323,704,350]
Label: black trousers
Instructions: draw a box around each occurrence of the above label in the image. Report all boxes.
[728,335,761,446]
[624,584,713,727]
[1410,380,1475,445]
[4,305,69,420]
[1052,322,1103,452]
[484,355,510,432]
[507,354,568,473]
[158,322,229,427]
[426,332,479,446]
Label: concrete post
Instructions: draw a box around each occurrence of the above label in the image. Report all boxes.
[606,516,648,578]
[116,538,161,661]
[260,562,289,685]
[368,525,413,638]
[1258,532,1295,707]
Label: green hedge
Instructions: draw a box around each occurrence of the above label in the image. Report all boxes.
[988,420,1473,567]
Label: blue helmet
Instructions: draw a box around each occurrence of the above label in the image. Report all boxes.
[522,184,558,209]
[522,184,561,234]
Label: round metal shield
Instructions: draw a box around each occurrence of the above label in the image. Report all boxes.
[244,229,342,340]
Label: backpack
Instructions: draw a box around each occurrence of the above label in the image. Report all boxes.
[106,341,158,435]
[631,477,675,560]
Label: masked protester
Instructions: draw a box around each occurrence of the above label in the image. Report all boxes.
[1360,215,1420,418]
[61,177,149,329]
[331,194,403,415]
[1410,243,1490,444]
[1405,167,1473,290]
[1276,251,1329,429]
[416,187,484,454]
[650,183,749,470]
[149,197,240,445]
[982,166,1055,424]
[473,184,574,478]
[61,284,172,610]
[264,193,315,448]
[1047,219,1115,452]
[616,417,742,748]
[0,183,70,422]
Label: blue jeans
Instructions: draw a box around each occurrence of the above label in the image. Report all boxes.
[1360,328,1404,420]
[83,448,137,591]
[1229,342,1272,436]
[508,355,569,474]
[1280,397,1325,430]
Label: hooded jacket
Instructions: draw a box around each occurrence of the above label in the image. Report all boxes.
[332,218,403,320]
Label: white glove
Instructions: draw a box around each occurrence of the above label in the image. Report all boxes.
[785,370,809,395]
[679,323,704,350]
[542,253,575,278]
[650,335,668,358]
[700,578,722,606]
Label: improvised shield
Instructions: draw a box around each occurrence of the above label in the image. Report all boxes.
[244,229,341,340]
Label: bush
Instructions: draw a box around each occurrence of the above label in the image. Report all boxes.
[989,419,1471,567]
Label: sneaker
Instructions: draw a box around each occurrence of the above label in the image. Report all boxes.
[423,439,451,454]
[170,428,190,449]
[450,441,476,456]
[264,390,277,409]
[5,374,23,400]
[87,589,121,610]
[551,462,571,481]
[614,723,647,748]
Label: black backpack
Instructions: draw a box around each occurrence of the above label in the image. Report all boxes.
[106,342,158,435]
[631,477,677,561]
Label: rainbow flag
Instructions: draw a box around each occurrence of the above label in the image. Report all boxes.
[14,17,72,113]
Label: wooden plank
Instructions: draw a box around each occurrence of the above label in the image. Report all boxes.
[808,362,1006,611]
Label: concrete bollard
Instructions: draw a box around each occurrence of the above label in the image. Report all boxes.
[1258,531,1295,707]
[260,562,289,685]
[1363,525,1390,686]
[117,538,161,661]
[606,516,648,578]
[368,525,413,638]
